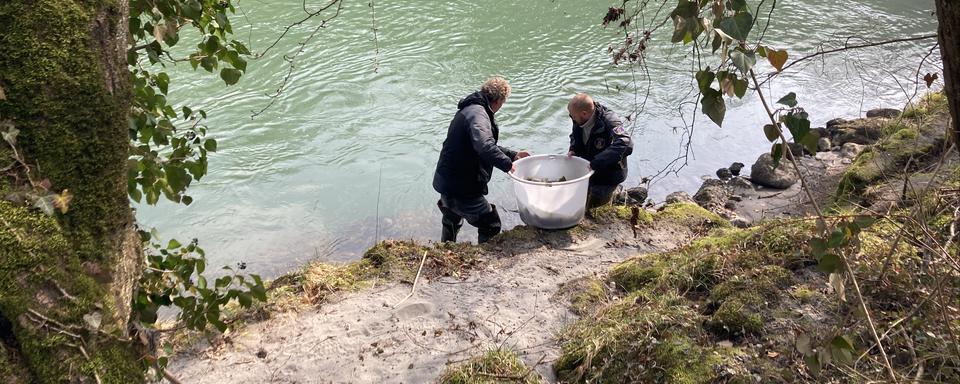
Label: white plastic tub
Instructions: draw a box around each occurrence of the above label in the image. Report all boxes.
[507,154,594,229]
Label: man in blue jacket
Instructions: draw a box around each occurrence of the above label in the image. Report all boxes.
[433,77,529,243]
[566,93,633,208]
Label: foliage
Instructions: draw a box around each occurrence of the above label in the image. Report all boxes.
[605,0,814,165]
[133,229,266,374]
[127,0,249,205]
[134,229,266,332]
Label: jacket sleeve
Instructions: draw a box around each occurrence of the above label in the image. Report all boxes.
[568,125,577,153]
[468,111,514,172]
[499,145,518,161]
[589,110,633,170]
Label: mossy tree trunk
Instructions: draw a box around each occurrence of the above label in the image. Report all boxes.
[0,0,144,382]
[937,0,960,154]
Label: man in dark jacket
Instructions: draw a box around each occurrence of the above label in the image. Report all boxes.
[566,93,633,208]
[433,77,529,243]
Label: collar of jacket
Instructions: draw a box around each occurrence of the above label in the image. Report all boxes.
[586,102,609,135]
[457,91,497,125]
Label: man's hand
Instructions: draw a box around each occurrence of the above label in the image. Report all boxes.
[510,164,516,173]
[514,151,531,161]
[567,150,576,158]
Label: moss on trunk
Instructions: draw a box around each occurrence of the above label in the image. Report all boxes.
[0,0,143,382]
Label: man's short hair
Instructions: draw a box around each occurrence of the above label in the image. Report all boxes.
[569,93,594,112]
[481,76,511,103]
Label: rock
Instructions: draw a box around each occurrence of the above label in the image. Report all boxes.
[665,191,693,204]
[727,176,754,190]
[729,194,743,202]
[694,179,731,210]
[818,137,832,152]
[826,118,847,129]
[730,216,752,228]
[832,118,885,145]
[716,167,733,181]
[786,142,811,158]
[866,108,901,119]
[841,142,865,159]
[729,162,745,176]
[724,200,737,210]
[626,186,648,205]
[749,153,798,189]
[811,127,829,139]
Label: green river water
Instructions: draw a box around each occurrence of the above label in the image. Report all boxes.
[136,0,941,276]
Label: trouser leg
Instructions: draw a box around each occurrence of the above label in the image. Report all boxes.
[475,204,502,243]
[586,184,618,209]
[437,199,462,242]
[441,195,500,244]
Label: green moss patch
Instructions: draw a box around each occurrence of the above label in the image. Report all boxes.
[439,349,544,384]
[557,277,608,316]
[653,202,730,229]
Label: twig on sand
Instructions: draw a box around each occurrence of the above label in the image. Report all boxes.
[393,251,428,308]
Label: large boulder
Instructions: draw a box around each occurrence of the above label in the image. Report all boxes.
[728,176,754,191]
[626,186,648,205]
[866,108,901,119]
[716,167,733,181]
[841,143,865,159]
[694,179,731,210]
[818,137,832,152]
[665,191,693,204]
[831,118,885,145]
[749,153,799,189]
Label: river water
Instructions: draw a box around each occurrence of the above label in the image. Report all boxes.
[135,0,941,277]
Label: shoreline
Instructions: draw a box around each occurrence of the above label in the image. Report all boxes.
[167,93,958,383]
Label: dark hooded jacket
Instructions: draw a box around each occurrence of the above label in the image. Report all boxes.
[569,102,633,186]
[433,92,517,197]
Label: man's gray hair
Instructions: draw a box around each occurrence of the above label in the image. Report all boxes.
[480,76,511,103]
[569,93,595,112]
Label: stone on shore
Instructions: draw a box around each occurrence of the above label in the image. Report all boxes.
[866,108,901,119]
[693,179,731,210]
[665,191,693,204]
[626,186,648,205]
[749,153,798,189]
[818,137,832,152]
[716,167,733,181]
[729,162,745,176]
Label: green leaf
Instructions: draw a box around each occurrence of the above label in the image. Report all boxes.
[809,238,827,257]
[818,253,842,273]
[669,1,703,44]
[777,92,798,107]
[139,307,158,324]
[182,195,194,205]
[800,131,820,154]
[853,215,877,229]
[827,229,846,248]
[696,69,715,93]
[155,72,170,95]
[729,48,756,74]
[718,12,753,41]
[728,0,748,12]
[220,68,242,86]
[796,334,813,355]
[763,124,780,142]
[167,239,182,249]
[733,78,748,98]
[771,143,783,167]
[251,284,267,302]
[183,0,203,21]
[700,88,726,127]
[238,292,252,308]
[204,138,218,152]
[804,354,821,377]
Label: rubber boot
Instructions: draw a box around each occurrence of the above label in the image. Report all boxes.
[438,200,462,242]
[476,204,502,243]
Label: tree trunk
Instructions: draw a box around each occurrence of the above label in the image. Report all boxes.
[0,0,144,382]
[937,0,960,154]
